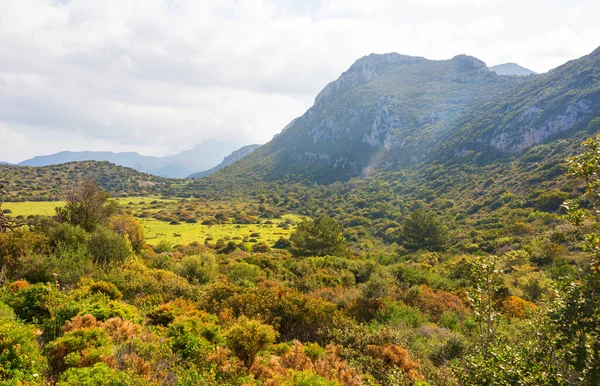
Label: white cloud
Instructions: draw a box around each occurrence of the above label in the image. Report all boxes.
[0,0,598,163]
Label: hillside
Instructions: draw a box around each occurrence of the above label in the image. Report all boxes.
[0,161,174,201]
[18,139,249,178]
[188,144,261,179]
[210,53,533,183]
[208,47,599,186]
[436,46,600,161]
[489,62,537,76]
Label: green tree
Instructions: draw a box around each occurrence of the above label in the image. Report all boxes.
[401,209,448,251]
[290,215,348,256]
[56,180,117,232]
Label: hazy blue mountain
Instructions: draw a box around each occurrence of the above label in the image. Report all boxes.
[489,62,537,76]
[17,139,250,178]
[188,144,261,179]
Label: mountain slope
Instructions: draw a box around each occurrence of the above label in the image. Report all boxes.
[436,46,600,161]
[18,139,248,178]
[188,144,261,179]
[489,63,537,76]
[211,53,533,183]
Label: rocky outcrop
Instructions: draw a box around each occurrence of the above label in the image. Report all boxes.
[490,98,597,152]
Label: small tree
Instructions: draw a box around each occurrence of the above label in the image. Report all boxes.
[290,215,348,256]
[401,209,448,251]
[56,180,116,232]
[225,316,277,368]
[0,184,20,233]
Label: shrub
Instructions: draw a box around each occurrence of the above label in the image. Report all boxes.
[108,214,145,253]
[57,363,148,386]
[501,295,536,319]
[251,242,271,253]
[87,227,131,265]
[6,282,54,323]
[174,254,218,284]
[154,239,173,253]
[0,318,45,383]
[45,327,113,375]
[227,262,265,287]
[533,190,568,212]
[51,223,88,252]
[88,281,123,300]
[225,316,277,368]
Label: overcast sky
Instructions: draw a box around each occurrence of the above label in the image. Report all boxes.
[0,0,598,163]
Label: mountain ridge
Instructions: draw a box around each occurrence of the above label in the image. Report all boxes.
[17,140,252,178]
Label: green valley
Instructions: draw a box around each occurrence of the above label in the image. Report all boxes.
[1,45,600,386]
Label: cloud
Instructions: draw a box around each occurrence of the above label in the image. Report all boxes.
[0,0,598,162]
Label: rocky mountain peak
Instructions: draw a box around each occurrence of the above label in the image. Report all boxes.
[314,53,425,105]
[451,54,489,73]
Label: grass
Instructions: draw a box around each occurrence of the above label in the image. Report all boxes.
[2,201,65,217]
[3,198,298,247]
[140,217,296,246]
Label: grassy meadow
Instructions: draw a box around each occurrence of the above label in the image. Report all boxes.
[3,197,298,246]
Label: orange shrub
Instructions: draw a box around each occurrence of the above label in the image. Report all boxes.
[367,344,423,381]
[402,285,468,322]
[501,295,536,319]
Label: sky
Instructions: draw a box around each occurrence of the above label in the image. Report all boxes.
[0,0,598,163]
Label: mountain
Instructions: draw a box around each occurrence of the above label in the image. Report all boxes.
[208,47,600,186]
[188,144,261,179]
[211,53,533,183]
[17,140,248,178]
[489,63,537,76]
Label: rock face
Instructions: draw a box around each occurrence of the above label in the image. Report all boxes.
[438,47,600,159]
[490,99,595,152]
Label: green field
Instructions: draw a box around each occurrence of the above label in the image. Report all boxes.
[3,198,298,246]
[3,201,65,217]
[140,217,296,246]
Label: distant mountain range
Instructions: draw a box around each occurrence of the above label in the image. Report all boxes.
[489,62,537,76]
[188,144,261,179]
[17,140,258,178]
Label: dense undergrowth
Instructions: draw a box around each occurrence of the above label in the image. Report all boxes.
[1,136,600,385]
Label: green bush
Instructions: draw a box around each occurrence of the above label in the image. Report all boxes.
[174,254,218,284]
[87,227,132,265]
[45,327,112,375]
[88,281,123,300]
[227,262,265,287]
[225,316,277,368]
[57,363,148,386]
[0,318,45,383]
